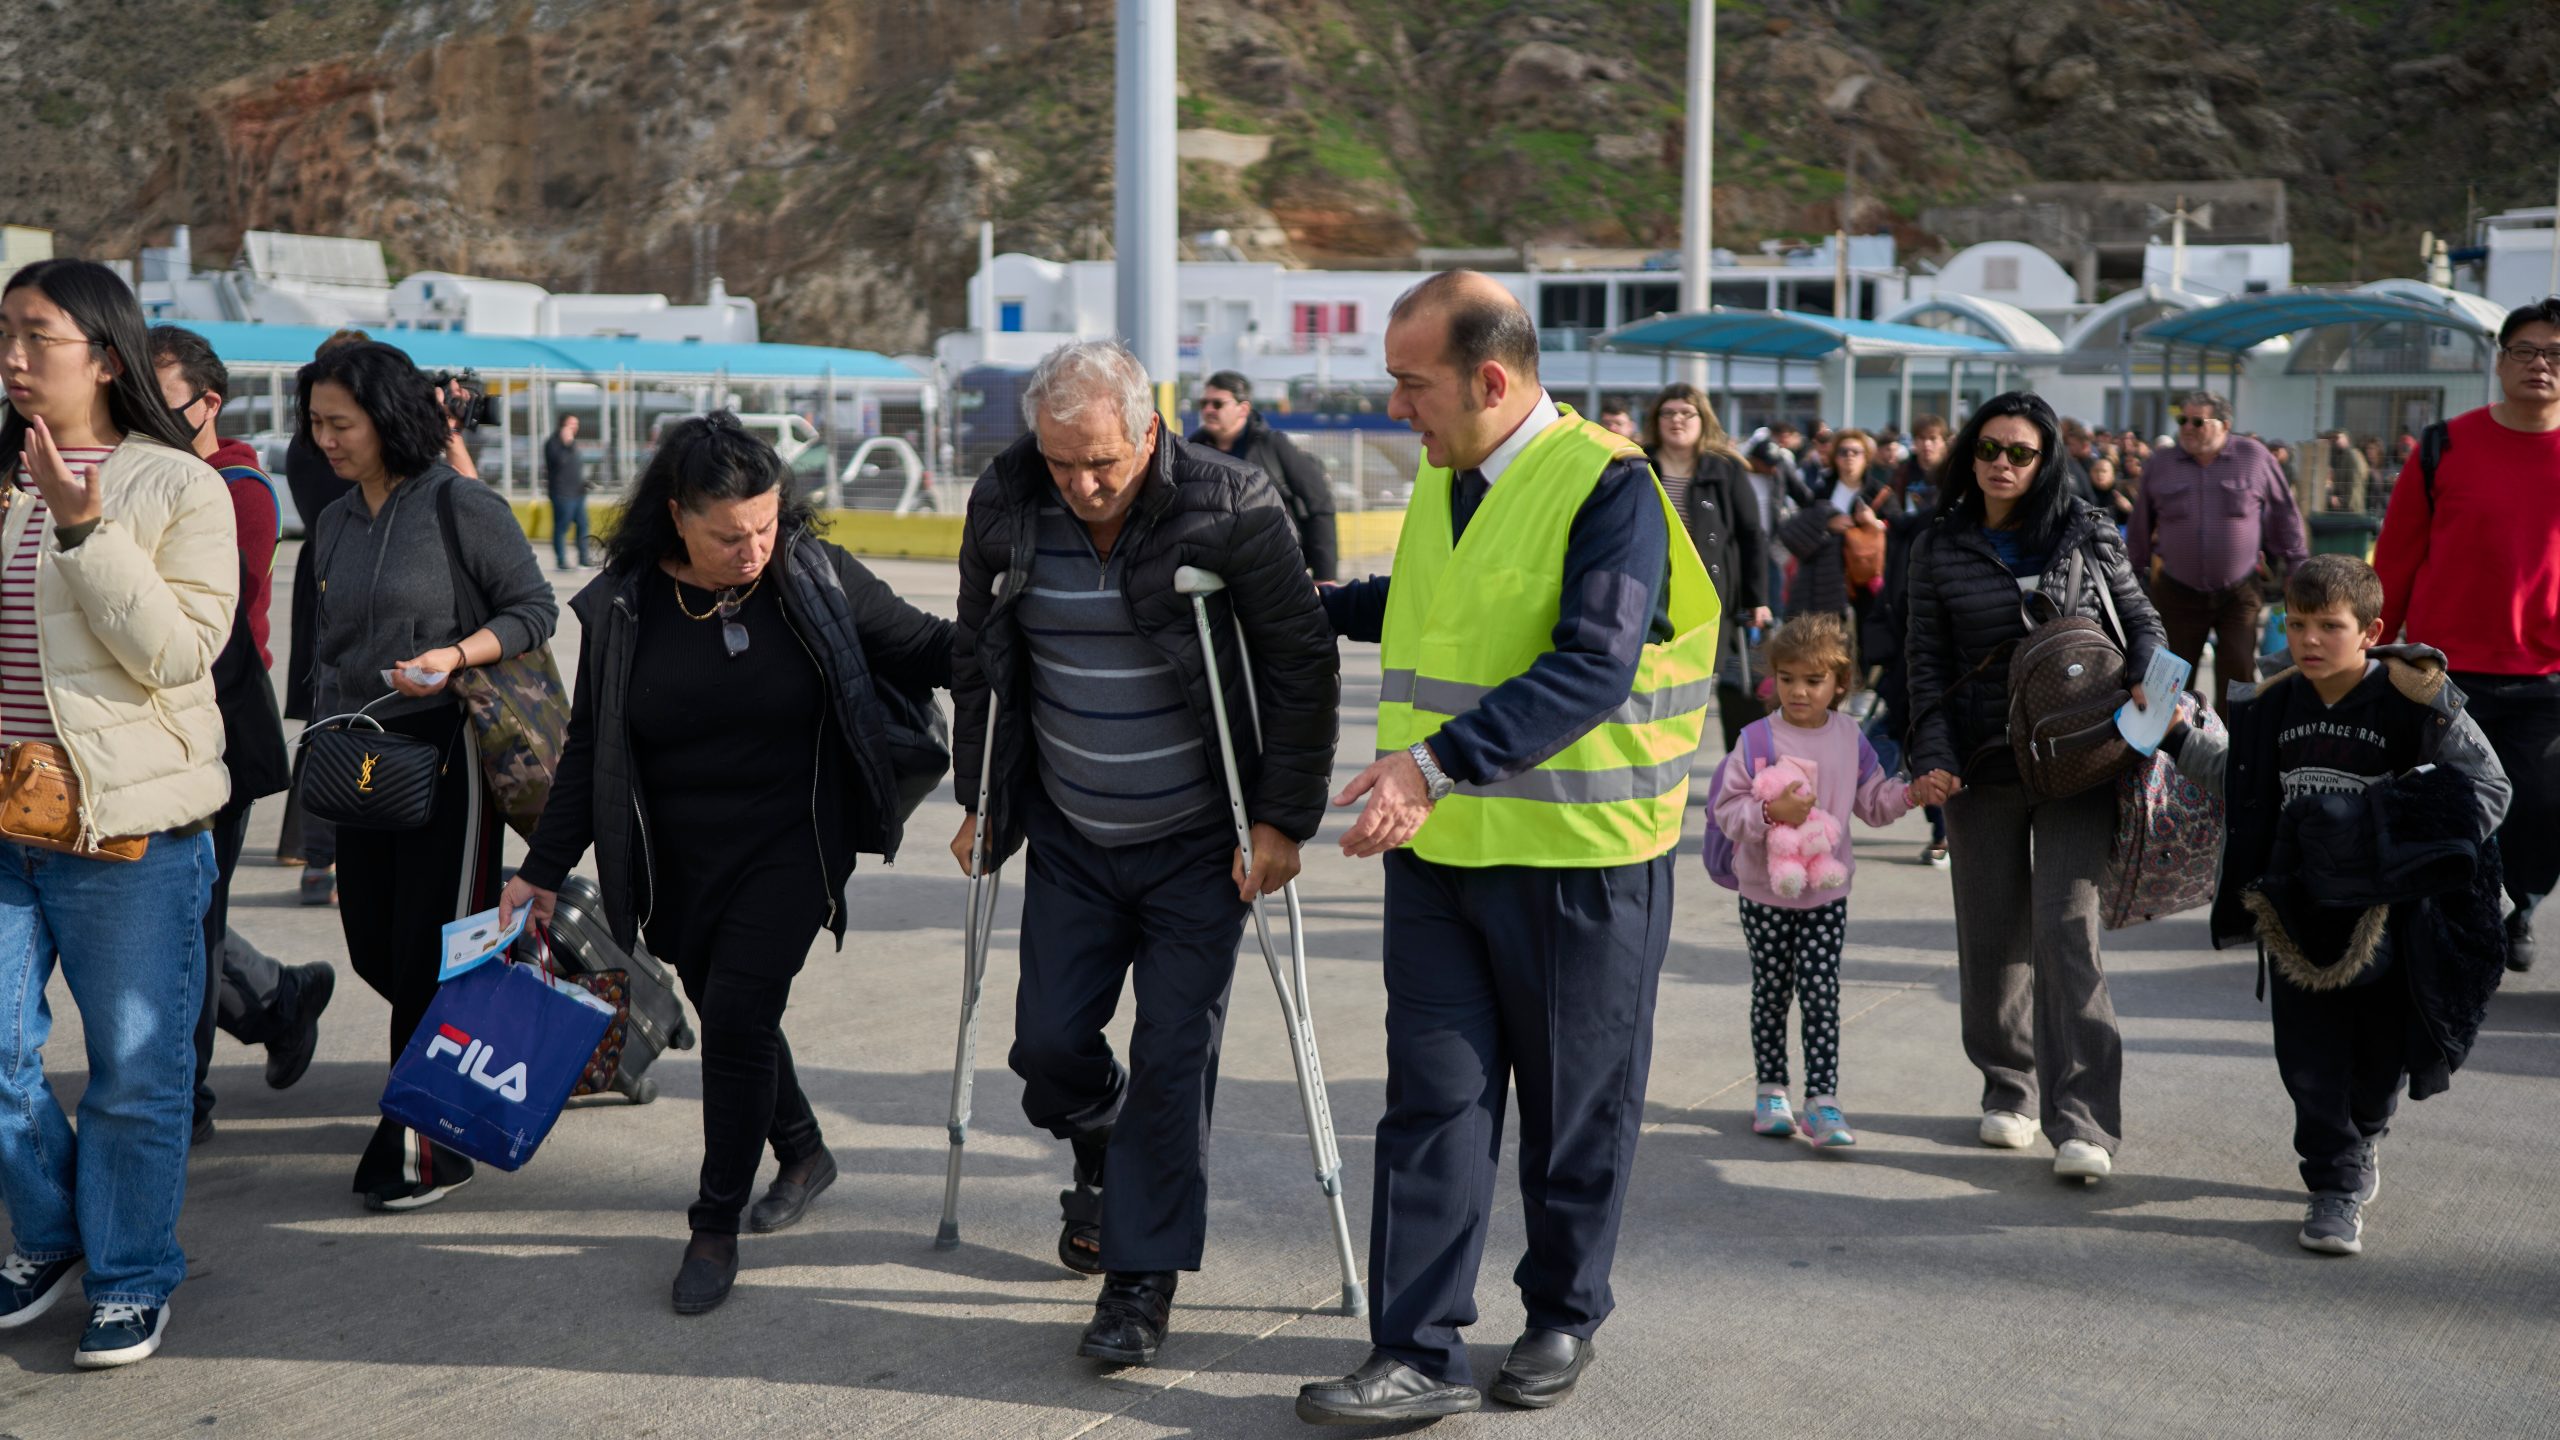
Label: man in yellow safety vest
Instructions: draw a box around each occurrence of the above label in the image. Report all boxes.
[1295,272,1719,1425]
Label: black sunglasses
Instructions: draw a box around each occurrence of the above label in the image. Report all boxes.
[1974,440,2042,466]
[2176,415,2220,428]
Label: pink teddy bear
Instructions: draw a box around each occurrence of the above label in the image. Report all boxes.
[1751,756,1849,899]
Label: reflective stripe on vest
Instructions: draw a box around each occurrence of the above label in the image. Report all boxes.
[1375,409,1720,868]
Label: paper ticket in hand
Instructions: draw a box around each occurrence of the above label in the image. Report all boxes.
[439,906,527,983]
[2114,648,2193,757]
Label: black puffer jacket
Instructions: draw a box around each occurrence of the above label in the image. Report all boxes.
[519,523,954,950]
[1652,448,1766,659]
[1904,503,2164,782]
[954,430,1339,866]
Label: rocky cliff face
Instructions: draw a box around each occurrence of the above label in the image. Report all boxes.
[0,0,2545,351]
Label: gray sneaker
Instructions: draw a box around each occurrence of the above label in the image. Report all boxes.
[2299,1194,2364,1255]
[2351,1141,2380,1204]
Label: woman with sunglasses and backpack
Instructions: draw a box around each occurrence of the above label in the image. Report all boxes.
[1903,392,2164,1185]
[499,413,953,1316]
[0,260,239,1368]
[301,340,556,1213]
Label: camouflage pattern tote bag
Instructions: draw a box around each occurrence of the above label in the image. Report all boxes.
[436,481,570,841]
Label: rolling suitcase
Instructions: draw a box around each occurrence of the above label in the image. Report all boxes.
[527,874,695,1104]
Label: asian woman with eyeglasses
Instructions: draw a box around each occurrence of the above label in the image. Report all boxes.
[503,412,951,1316]
[0,260,238,1368]
[1901,391,2165,1186]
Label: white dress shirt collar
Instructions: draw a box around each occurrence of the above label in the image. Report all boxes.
[1475,391,1561,486]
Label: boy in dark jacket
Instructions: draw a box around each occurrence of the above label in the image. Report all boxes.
[2166,555,2509,1257]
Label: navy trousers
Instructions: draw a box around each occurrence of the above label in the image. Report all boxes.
[1010,793,1248,1273]
[1370,849,1674,1386]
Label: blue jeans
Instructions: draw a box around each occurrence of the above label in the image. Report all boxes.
[550,491,591,568]
[0,831,215,1307]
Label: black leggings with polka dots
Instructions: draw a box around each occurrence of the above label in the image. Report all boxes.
[1738,898,1847,1098]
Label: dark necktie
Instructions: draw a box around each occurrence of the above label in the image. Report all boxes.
[1451,468,1490,543]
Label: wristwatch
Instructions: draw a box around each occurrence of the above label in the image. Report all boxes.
[1407,742,1457,803]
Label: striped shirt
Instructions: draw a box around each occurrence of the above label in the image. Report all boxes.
[2,447,111,744]
[1017,503,1213,846]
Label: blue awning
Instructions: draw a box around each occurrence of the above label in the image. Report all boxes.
[1602,309,2011,361]
[152,320,924,383]
[2135,291,2496,354]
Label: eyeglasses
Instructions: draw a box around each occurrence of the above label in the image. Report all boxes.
[2176,415,2220,429]
[1656,406,1700,422]
[1974,440,2042,466]
[2500,343,2560,369]
[1197,398,1235,411]
[721,618,750,659]
[0,330,102,361]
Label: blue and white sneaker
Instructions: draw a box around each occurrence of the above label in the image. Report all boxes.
[1804,1103,1857,1148]
[0,1252,83,1330]
[73,1301,168,1369]
[1751,1093,1797,1137]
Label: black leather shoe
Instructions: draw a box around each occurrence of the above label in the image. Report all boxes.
[672,1243,739,1316]
[1489,1330,1594,1408]
[1296,1351,1482,1425]
[747,1148,837,1234]
[2508,910,2536,973]
[265,963,335,1090]
[1076,1271,1175,1366]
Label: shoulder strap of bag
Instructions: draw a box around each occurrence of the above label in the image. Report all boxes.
[433,477,492,637]
[2419,420,2450,509]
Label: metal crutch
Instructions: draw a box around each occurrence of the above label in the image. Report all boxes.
[936,589,1010,1250]
[1173,565,1367,1317]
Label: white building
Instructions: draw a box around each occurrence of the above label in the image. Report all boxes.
[2478,207,2558,314]
[136,226,759,345]
[2142,241,2292,299]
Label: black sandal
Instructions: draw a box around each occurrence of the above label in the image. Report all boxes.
[1058,1183,1105,1276]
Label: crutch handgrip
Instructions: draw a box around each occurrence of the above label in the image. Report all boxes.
[1173,565,1228,596]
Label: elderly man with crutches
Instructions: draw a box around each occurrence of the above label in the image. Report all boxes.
[946,340,1341,1366]
[1295,272,1719,1425]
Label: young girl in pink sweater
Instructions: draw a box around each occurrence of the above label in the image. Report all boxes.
[1710,614,1951,1146]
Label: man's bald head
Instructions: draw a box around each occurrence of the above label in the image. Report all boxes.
[1388,269,1540,387]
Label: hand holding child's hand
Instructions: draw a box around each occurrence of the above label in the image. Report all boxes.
[1908,770,1963,807]
[1767,782,1816,828]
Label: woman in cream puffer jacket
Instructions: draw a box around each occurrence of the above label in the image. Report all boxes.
[8,436,236,841]
[0,258,237,1372]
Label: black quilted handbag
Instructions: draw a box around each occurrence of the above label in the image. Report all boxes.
[297,706,445,831]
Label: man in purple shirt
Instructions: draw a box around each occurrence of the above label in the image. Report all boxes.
[2130,388,2307,708]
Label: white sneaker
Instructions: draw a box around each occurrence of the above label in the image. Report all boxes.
[1978,1110,2038,1149]
[2054,1140,2112,1182]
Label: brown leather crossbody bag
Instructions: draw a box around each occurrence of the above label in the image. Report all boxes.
[0,741,149,862]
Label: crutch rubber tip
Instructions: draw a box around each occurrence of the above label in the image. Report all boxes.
[933,1221,961,1250]
[1340,1283,1368,1318]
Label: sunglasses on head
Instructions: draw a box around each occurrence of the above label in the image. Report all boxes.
[1974,440,2041,466]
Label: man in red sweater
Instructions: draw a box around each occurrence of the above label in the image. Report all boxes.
[2372,297,2560,971]
[150,326,334,1140]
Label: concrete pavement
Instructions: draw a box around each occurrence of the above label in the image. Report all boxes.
[4,552,2554,1440]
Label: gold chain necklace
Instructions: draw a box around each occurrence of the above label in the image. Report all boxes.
[672,572,761,620]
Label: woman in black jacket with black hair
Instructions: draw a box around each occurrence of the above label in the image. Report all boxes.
[502,414,953,1316]
[1903,391,2164,1184]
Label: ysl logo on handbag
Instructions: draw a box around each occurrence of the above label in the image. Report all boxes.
[358,752,380,793]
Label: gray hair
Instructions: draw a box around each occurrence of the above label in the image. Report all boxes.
[2179,389,2231,422]
[1021,340,1155,448]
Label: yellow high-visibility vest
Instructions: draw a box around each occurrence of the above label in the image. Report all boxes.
[1377,409,1719,868]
